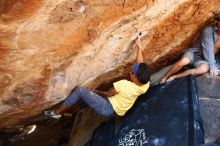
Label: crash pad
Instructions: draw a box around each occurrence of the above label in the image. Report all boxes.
[86,75,204,146]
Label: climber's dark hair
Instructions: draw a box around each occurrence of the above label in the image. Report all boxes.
[214,15,220,21]
[136,63,150,84]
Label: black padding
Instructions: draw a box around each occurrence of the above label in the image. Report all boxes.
[86,75,204,146]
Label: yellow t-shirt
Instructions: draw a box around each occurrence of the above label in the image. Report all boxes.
[108,79,150,116]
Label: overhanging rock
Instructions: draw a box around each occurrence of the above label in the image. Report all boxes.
[1,0,220,129]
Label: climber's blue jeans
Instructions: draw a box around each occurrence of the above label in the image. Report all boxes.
[64,87,114,116]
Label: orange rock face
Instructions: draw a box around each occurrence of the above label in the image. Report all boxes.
[0,0,220,128]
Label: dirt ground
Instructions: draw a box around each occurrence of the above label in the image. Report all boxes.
[0,113,74,146]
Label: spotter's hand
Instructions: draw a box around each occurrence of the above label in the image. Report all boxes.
[210,69,220,76]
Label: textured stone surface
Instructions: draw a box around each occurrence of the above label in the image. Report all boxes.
[0,0,220,128]
[68,109,108,146]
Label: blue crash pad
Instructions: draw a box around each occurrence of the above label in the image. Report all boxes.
[86,75,204,146]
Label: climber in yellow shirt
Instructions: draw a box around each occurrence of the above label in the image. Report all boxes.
[44,34,150,118]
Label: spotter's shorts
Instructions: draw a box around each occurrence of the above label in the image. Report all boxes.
[183,51,208,67]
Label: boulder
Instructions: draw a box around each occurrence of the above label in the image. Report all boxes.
[0,0,220,128]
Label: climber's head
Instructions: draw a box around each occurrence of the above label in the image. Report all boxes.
[214,15,220,28]
[214,15,220,21]
[130,63,150,84]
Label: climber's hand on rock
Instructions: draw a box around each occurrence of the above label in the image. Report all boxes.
[135,35,141,46]
[135,33,143,50]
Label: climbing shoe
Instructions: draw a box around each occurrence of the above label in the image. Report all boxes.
[44,110,62,119]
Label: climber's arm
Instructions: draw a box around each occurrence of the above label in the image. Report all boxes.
[135,34,144,63]
[94,87,117,97]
